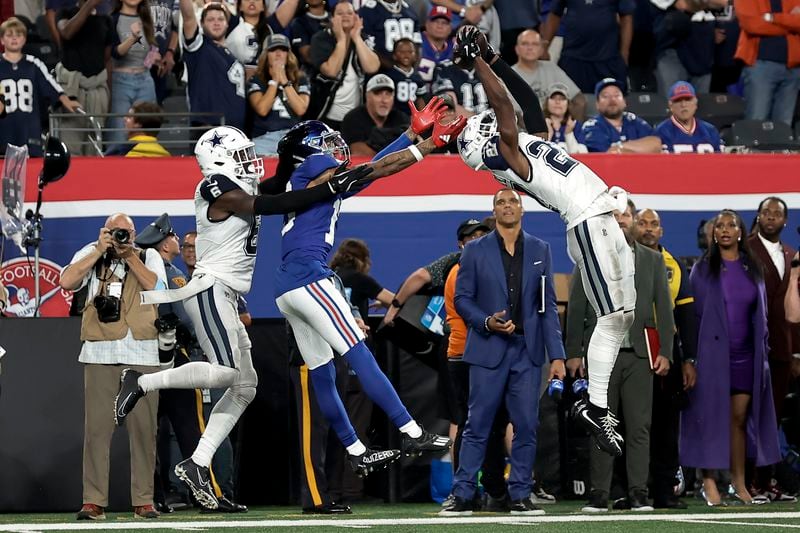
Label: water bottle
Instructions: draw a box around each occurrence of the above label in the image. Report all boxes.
[548,378,564,402]
[572,378,589,398]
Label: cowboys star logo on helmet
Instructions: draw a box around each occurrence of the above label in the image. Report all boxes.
[195,126,264,183]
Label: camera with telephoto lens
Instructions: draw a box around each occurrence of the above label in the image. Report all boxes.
[93,294,121,323]
[111,228,131,244]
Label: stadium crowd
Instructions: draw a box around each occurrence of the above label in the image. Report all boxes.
[1,0,800,156]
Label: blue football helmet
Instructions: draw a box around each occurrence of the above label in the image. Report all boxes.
[278,120,350,163]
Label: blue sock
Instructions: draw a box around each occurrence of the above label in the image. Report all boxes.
[344,341,413,428]
[309,360,358,447]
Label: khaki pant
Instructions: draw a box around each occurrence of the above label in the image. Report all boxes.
[82,363,159,507]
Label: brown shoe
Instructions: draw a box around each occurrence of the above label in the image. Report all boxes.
[134,504,160,519]
[76,504,106,520]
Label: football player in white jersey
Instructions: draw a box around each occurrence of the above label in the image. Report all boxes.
[113,125,374,509]
[453,28,635,457]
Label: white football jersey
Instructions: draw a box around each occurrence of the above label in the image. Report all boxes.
[193,173,261,294]
[481,132,616,229]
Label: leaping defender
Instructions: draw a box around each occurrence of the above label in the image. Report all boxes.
[453,27,635,456]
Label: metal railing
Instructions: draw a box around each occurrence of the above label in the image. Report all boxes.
[49,111,225,156]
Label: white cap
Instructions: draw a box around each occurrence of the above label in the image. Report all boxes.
[366,74,395,92]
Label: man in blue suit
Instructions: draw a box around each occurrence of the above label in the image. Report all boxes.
[441,188,567,516]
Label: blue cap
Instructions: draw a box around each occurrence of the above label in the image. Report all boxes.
[668,80,696,102]
[594,77,626,99]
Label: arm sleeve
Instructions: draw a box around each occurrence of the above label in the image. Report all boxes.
[252,182,333,215]
[489,57,547,135]
[144,248,168,291]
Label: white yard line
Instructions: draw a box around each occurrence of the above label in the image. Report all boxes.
[675,518,800,529]
[0,512,799,531]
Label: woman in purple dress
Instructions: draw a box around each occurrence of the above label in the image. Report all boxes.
[681,209,780,505]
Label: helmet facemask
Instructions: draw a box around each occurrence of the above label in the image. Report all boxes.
[307,130,350,163]
[230,142,264,182]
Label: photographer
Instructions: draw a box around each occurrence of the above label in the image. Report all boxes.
[60,213,167,520]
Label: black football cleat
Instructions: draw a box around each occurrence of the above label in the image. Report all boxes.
[402,428,452,457]
[174,458,219,510]
[574,399,623,456]
[114,369,144,426]
[348,448,401,478]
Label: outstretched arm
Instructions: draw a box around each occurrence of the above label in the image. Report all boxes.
[474,57,518,152]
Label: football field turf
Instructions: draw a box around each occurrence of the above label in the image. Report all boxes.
[1,501,799,532]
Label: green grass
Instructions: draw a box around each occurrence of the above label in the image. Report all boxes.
[0,500,798,532]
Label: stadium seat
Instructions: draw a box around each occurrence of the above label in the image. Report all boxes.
[727,119,799,151]
[625,92,669,127]
[582,93,597,119]
[697,93,745,130]
[158,126,194,156]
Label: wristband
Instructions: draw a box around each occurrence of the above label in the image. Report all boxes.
[390,298,402,309]
[408,144,423,162]
[683,358,696,366]
[268,80,278,87]
[484,316,491,332]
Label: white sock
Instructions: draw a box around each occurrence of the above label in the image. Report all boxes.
[346,440,367,456]
[191,382,255,467]
[138,362,237,393]
[399,420,423,439]
[586,311,628,409]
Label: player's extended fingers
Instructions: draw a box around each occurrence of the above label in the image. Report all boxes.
[407,99,420,115]
[448,115,467,132]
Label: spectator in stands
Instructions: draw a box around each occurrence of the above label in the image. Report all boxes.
[107,0,160,144]
[55,0,114,155]
[47,0,95,52]
[656,80,723,153]
[307,0,379,128]
[787,252,800,323]
[433,59,487,116]
[418,5,454,84]
[179,0,247,131]
[180,231,196,276]
[568,199,674,513]
[340,73,409,157]
[541,0,634,94]
[490,0,540,65]
[681,209,781,506]
[226,0,292,77]
[289,0,330,68]
[635,208,698,510]
[149,0,179,104]
[247,34,310,155]
[383,37,426,114]
[358,0,421,69]
[581,78,662,153]
[59,213,166,520]
[735,0,800,125]
[512,29,585,120]
[543,83,586,153]
[105,101,170,156]
[747,198,798,488]
[0,17,80,157]
[651,0,725,95]
[430,0,494,33]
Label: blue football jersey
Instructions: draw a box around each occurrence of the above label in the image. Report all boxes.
[358,0,421,60]
[181,29,246,129]
[383,66,427,114]
[418,32,454,83]
[0,55,63,157]
[275,153,341,296]
[433,61,487,113]
[580,112,655,152]
[655,117,723,153]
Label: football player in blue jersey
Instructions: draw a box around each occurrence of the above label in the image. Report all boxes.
[0,17,81,156]
[274,97,466,477]
[655,81,723,153]
[358,0,421,69]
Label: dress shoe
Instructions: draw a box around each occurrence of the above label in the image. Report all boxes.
[155,501,174,514]
[76,504,105,521]
[133,504,160,519]
[302,502,352,514]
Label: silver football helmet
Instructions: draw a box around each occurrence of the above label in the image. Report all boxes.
[194,126,264,182]
[457,109,498,171]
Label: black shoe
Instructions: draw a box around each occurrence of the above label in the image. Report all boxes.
[154,502,173,514]
[348,448,401,478]
[612,497,631,510]
[438,496,473,516]
[483,493,510,513]
[630,491,654,512]
[509,497,545,516]
[200,496,248,514]
[653,497,688,509]
[402,427,452,457]
[174,458,219,510]
[574,400,623,456]
[581,491,609,513]
[302,502,352,514]
[114,369,144,426]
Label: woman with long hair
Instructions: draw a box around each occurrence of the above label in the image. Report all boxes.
[108,0,159,144]
[680,209,780,506]
[543,83,586,154]
[247,34,309,154]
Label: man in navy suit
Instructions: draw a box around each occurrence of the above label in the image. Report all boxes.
[441,188,566,516]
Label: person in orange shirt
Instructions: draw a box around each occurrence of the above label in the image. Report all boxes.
[734,0,800,125]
